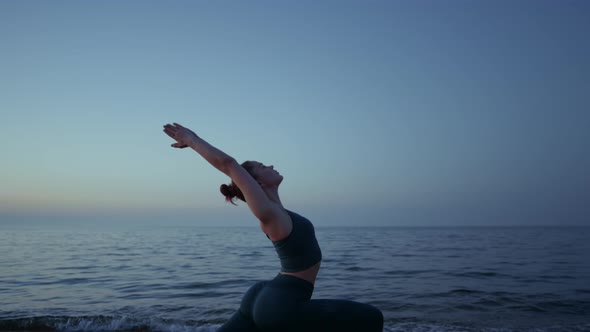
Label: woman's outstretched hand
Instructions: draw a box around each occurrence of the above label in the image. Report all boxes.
[163,123,198,149]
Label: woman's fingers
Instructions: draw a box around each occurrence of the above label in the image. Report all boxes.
[163,128,176,138]
[163,124,178,132]
[163,123,192,145]
[164,123,188,133]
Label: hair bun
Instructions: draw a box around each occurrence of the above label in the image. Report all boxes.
[220,184,232,198]
[220,182,244,205]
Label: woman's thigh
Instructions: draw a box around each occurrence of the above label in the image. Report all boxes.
[218,281,268,332]
[293,299,384,332]
[252,285,302,330]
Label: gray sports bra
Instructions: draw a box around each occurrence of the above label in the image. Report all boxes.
[267,210,322,272]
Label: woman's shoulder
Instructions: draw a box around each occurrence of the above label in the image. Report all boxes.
[285,209,313,225]
[261,207,293,242]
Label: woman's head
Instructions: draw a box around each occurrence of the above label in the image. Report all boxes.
[220,160,283,204]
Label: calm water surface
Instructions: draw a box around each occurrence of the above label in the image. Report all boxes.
[1,224,589,331]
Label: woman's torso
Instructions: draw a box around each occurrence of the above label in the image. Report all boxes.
[261,209,322,285]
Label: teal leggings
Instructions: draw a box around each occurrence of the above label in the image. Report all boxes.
[217,274,383,332]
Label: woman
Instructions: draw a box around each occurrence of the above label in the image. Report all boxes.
[163,122,384,332]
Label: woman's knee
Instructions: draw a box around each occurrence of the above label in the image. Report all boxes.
[346,301,383,331]
[348,301,383,328]
[365,303,384,331]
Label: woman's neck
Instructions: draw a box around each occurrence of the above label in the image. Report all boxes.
[263,186,282,206]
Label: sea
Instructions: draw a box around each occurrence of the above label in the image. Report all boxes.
[1,223,589,332]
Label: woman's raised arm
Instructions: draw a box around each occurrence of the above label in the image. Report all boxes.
[163,123,281,223]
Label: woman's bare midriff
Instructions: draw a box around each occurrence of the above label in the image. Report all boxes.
[280,261,321,285]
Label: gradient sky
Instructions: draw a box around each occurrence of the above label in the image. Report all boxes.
[1,0,589,227]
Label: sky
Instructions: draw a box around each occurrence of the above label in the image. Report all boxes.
[1,0,589,227]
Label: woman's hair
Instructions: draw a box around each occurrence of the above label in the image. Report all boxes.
[220,161,257,205]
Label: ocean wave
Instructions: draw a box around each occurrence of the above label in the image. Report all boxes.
[0,316,220,332]
[1,316,589,332]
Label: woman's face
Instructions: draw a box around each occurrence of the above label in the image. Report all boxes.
[252,161,283,187]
